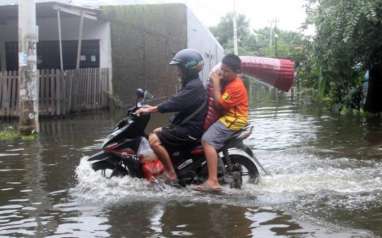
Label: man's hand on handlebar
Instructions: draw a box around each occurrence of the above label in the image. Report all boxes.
[135,105,158,116]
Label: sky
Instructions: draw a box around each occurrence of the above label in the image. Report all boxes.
[1,0,308,32]
[179,0,307,31]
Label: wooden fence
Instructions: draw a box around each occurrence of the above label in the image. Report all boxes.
[0,68,110,118]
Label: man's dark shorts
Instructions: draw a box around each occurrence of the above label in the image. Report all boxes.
[155,126,198,152]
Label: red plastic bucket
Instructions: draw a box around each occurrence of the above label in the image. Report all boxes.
[240,56,295,92]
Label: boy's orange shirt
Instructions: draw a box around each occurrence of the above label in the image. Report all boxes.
[218,77,248,130]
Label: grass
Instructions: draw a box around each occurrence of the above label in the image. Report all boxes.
[0,127,38,142]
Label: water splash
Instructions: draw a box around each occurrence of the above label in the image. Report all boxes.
[73,157,199,205]
[73,148,382,211]
[73,157,263,208]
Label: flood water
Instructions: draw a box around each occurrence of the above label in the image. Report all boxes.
[1,94,382,237]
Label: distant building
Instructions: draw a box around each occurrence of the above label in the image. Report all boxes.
[0,1,223,113]
[0,2,111,74]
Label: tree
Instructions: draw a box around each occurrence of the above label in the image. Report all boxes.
[304,0,382,110]
[210,13,307,63]
[210,13,253,54]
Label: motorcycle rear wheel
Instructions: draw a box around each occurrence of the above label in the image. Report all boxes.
[225,154,260,188]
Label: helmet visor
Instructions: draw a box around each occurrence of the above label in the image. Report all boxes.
[169,59,181,65]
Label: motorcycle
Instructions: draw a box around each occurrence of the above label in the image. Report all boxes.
[87,89,262,189]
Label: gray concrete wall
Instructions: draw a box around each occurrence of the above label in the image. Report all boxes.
[0,41,5,71]
[102,4,188,106]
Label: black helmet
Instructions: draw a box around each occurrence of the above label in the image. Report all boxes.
[136,88,145,99]
[170,49,204,78]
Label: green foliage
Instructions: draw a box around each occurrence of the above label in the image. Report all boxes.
[303,0,382,111]
[0,126,38,141]
[210,13,253,55]
[210,13,308,62]
[0,127,20,141]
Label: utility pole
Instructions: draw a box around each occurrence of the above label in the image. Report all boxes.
[269,20,273,52]
[268,18,278,57]
[274,18,279,57]
[18,0,39,135]
[274,32,278,57]
[233,0,238,55]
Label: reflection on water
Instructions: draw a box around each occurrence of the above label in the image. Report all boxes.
[0,113,113,237]
[0,96,381,237]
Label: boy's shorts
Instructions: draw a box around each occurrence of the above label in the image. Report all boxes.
[202,120,235,150]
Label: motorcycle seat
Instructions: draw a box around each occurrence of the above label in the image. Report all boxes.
[190,126,253,156]
[221,125,253,150]
[191,145,204,156]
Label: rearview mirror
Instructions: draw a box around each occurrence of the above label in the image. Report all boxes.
[136,88,153,107]
[143,90,154,101]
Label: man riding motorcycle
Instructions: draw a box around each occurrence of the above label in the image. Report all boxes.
[136,49,207,184]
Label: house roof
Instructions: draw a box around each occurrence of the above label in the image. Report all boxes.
[0,1,100,22]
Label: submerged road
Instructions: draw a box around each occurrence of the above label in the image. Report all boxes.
[0,96,381,237]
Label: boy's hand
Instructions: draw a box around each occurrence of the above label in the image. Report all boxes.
[211,70,222,84]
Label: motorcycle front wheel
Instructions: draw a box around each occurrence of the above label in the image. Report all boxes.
[89,153,129,178]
